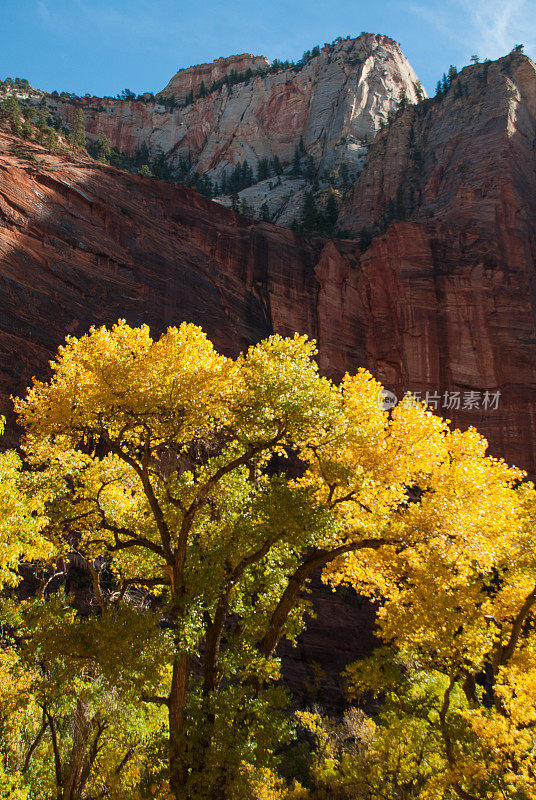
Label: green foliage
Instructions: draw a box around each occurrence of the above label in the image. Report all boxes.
[435,65,458,99]
[257,157,270,182]
[138,163,153,177]
[4,320,536,799]
[117,88,137,101]
[218,160,255,195]
[260,202,271,222]
[0,76,31,94]
[0,96,23,135]
[299,190,339,235]
[0,594,167,798]
[301,190,318,230]
[67,106,87,150]
[325,190,338,227]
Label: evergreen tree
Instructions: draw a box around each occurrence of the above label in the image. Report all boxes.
[397,89,408,112]
[151,151,172,181]
[326,190,338,228]
[21,119,32,139]
[257,158,269,182]
[292,147,301,176]
[0,97,23,134]
[135,141,150,166]
[304,156,316,181]
[301,190,318,231]
[260,202,271,222]
[70,107,86,149]
[91,135,112,163]
[272,155,283,175]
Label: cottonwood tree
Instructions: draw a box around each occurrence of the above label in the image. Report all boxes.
[327,428,536,800]
[0,593,168,800]
[15,321,526,799]
[0,419,51,798]
[0,415,166,799]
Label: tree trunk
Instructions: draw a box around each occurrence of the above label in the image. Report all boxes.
[62,699,91,800]
[168,653,191,800]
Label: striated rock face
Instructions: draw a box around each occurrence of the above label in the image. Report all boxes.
[0,132,331,425]
[1,50,536,468]
[335,51,536,474]
[43,34,423,222]
[339,52,536,237]
[157,54,270,104]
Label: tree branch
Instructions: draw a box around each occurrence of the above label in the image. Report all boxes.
[257,536,394,659]
[494,582,536,671]
[203,536,276,695]
[22,709,48,773]
[438,675,479,800]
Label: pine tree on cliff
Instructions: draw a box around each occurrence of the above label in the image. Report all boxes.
[292,147,301,176]
[257,158,269,182]
[302,190,318,231]
[70,107,87,149]
[326,190,338,229]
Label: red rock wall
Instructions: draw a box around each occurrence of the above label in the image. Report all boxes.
[157,54,270,103]
[1,90,536,474]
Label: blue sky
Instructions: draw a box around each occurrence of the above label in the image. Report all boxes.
[2,0,535,97]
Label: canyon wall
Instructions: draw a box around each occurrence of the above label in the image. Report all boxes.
[41,34,423,222]
[337,50,536,474]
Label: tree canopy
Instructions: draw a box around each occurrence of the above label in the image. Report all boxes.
[0,320,534,799]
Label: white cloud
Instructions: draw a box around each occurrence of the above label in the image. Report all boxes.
[464,0,535,58]
[409,0,535,61]
[37,0,50,22]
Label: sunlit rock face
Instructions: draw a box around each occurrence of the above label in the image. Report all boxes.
[157,53,271,105]
[45,34,423,223]
[1,47,536,474]
[336,52,536,474]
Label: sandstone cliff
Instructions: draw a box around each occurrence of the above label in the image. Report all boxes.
[40,34,423,222]
[157,54,270,104]
[1,46,536,471]
[336,51,536,475]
